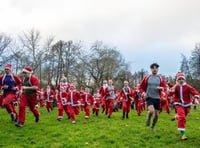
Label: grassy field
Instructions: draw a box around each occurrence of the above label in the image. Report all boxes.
[0,106,200,148]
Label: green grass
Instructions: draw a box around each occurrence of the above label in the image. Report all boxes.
[0,106,200,148]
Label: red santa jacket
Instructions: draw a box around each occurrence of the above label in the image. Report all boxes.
[81,93,94,106]
[139,74,167,95]
[67,90,81,106]
[99,85,108,97]
[118,87,133,102]
[168,83,200,107]
[59,91,70,106]
[0,74,22,93]
[44,90,55,102]
[133,88,143,100]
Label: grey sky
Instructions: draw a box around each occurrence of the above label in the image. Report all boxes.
[1,0,200,76]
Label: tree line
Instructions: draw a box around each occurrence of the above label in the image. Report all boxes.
[0,29,200,92]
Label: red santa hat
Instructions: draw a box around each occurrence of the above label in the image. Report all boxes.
[22,66,33,74]
[70,83,76,87]
[5,64,12,70]
[176,72,185,80]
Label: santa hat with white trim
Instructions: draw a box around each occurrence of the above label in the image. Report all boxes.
[5,64,12,70]
[22,66,33,74]
[176,72,185,80]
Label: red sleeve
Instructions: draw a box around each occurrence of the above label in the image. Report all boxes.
[0,75,3,89]
[188,85,200,97]
[167,82,174,88]
[160,76,167,92]
[76,91,81,101]
[139,75,148,94]
[105,88,109,97]
[90,94,94,104]
[114,86,117,94]
[13,74,22,90]
[51,90,55,97]
[30,75,39,87]
[56,83,60,91]
[43,91,47,99]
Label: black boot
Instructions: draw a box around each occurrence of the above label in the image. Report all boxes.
[15,122,24,128]
[35,117,39,123]
[126,113,129,119]
[122,112,125,119]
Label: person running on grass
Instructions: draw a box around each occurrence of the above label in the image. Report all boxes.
[139,63,166,131]
[168,72,200,140]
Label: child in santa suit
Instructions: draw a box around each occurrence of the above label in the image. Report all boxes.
[168,72,200,140]
[105,79,117,118]
[81,87,94,119]
[118,81,133,119]
[67,83,81,123]
[99,80,108,113]
[0,64,21,122]
[92,90,101,116]
[133,84,143,116]
[37,88,44,108]
[55,76,70,121]
[159,91,170,115]
[15,67,40,128]
[43,85,55,112]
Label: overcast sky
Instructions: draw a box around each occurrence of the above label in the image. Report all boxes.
[1,0,200,76]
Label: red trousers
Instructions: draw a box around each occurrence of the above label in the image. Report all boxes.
[69,106,80,122]
[84,105,90,117]
[11,102,18,118]
[39,99,44,108]
[18,93,40,124]
[122,101,131,113]
[2,93,16,114]
[105,99,114,115]
[101,99,106,110]
[46,102,53,112]
[57,103,64,118]
[175,105,191,131]
[135,99,143,114]
[160,99,170,114]
[93,102,100,115]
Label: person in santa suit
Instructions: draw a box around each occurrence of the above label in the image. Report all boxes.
[67,83,81,123]
[43,85,55,112]
[92,89,101,116]
[118,81,133,119]
[168,72,200,140]
[0,64,21,122]
[99,80,108,113]
[133,83,143,116]
[15,67,40,128]
[80,88,85,111]
[139,63,167,132]
[39,88,44,108]
[81,87,94,119]
[159,91,170,114]
[105,79,117,118]
[55,76,70,121]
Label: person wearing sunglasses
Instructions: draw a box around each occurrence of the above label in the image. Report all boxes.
[169,72,200,140]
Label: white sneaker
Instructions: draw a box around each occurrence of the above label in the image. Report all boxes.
[72,121,76,124]
[85,116,89,119]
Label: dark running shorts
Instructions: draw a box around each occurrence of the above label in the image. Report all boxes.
[146,97,160,110]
